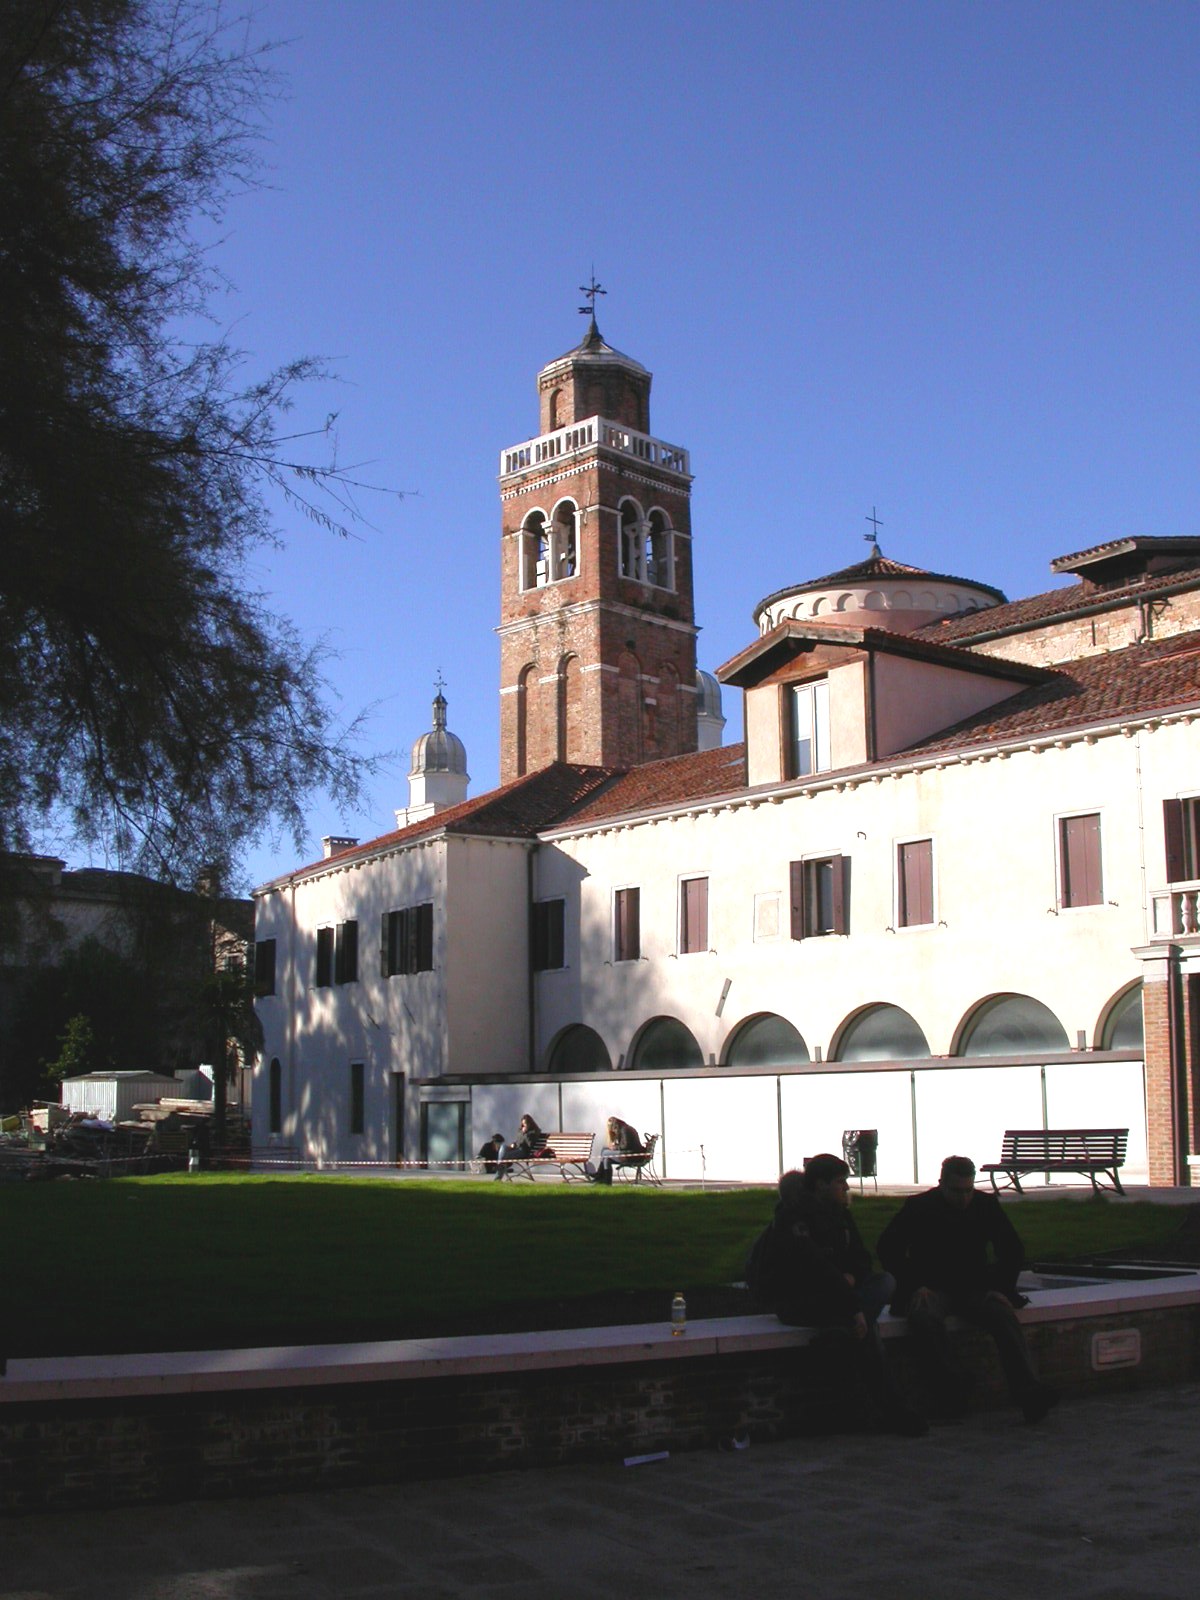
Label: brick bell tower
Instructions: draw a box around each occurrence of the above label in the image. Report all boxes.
[497,300,698,782]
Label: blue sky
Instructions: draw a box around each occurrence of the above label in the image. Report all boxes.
[167,0,1196,890]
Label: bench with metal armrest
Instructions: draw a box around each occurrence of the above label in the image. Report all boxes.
[981,1128,1128,1196]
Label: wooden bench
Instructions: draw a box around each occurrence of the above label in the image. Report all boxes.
[981,1128,1129,1196]
[504,1132,595,1183]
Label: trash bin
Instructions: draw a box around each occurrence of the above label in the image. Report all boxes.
[842,1128,878,1183]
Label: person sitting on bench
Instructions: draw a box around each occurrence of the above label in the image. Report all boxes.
[589,1116,644,1184]
[495,1114,549,1180]
[877,1154,1059,1423]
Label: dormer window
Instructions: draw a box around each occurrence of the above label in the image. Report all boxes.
[788,680,830,778]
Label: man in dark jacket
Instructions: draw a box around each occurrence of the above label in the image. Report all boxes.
[756,1155,926,1436]
[877,1154,1058,1422]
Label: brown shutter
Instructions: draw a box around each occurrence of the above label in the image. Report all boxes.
[789,860,805,940]
[416,902,434,971]
[831,855,848,935]
[1164,799,1185,883]
[380,912,391,978]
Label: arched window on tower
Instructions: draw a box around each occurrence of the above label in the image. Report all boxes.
[558,654,583,761]
[520,512,549,590]
[548,388,562,430]
[619,499,644,581]
[516,663,536,776]
[551,500,578,579]
[646,510,674,590]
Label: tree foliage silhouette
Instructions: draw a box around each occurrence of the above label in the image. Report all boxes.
[0,0,390,885]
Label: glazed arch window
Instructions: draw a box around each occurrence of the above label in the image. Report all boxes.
[787,680,830,778]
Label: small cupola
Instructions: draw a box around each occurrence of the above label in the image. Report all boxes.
[537,312,652,435]
[395,684,470,828]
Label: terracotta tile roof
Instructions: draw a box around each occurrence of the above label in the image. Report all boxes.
[907,630,1200,756]
[547,744,748,829]
[259,763,621,888]
[717,618,1049,689]
[920,564,1200,643]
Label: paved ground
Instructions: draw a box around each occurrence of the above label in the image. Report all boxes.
[3,1380,1199,1599]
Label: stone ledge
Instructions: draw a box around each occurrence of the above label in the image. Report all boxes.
[4,1272,1198,1405]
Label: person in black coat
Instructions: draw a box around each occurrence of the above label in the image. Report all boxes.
[877,1154,1058,1422]
[494,1114,548,1180]
[589,1116,645,1184]
[755,1155,926,1436]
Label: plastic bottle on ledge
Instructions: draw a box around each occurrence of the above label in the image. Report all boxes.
[671,1291,687,1336]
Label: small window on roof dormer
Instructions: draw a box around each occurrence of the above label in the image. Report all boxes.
[787,680,830,778]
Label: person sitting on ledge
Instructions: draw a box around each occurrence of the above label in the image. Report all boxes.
[751,1156,927,1436]
[588,1116,645,1184]
[877,1153,1059,1423]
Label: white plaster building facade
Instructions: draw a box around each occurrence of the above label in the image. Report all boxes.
[253,328,1200,1188]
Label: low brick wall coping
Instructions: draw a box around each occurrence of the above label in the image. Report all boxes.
[4,1272,1198,1407]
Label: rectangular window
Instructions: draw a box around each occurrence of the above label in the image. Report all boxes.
[350,1061,365,1137]
[382,903,434,976]
[790,855,849,939]
[1059,813,1103,908]
[1164,797,1200,882]
[532,898,565,971]
[316,921,357,986]
[679,875,709,954]
[788,680,831,778]
[335,919,359,984]
[315,925,334,987]
[253,937,277,997]
[614,887,641,962]
[897,839,934,927]
[268,1058,282,1134]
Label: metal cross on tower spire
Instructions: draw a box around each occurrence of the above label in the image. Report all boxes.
[578,271,606,319]
[864,506,883,555]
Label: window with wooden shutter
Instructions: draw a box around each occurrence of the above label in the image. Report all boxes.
[383,904,435,976]
[1164,797,1200,883]
[615,887,641,962]
[679,876,709,954]
[532,899,565,971]
[790,855,848,938]
[254,938,277,997]
[335,919,359,984]
[315,925,334,987]
[897,839,934,927]
[350,1061,365,1136]
[1059,814,1102,908]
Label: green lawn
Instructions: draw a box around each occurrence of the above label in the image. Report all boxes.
[3,1175,1187,1358]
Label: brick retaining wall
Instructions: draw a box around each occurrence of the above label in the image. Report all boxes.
[3,1287,1199,1513]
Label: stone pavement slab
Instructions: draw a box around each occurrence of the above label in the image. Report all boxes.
[3,1382,1199,1599]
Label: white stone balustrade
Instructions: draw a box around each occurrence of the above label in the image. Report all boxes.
[501,415,690,479]
[1151,881,1200,938]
